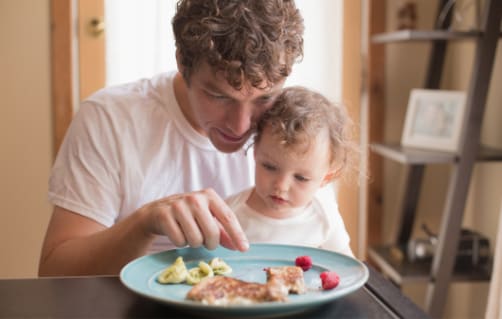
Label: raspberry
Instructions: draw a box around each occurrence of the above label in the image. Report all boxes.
[295,255,312,271]
[320,271,340,290]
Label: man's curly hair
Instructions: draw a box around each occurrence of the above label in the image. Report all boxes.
[172,0,304,89]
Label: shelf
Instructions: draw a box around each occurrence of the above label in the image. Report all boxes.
[478,146,502,162]
[370,143,502,164]
[368,245,492,285]
[372,29,482,43]
[370,143,457,164]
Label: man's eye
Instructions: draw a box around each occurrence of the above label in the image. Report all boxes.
[211,94,228,100]
[257,96,274,105]
[205,91,228,100]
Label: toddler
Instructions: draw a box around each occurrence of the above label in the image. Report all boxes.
[226,86,357,256]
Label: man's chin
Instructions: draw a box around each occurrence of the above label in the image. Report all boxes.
[212,141,246,153]
[209,132,249,153]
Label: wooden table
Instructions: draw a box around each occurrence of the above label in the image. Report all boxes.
[0,266,429,318]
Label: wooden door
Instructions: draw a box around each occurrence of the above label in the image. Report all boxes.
[78,0,106,100]
[50,0,105,155]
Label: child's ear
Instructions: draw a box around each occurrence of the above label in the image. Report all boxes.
[320,169,341,187]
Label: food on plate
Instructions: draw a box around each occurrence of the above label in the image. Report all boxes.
[295,255,313,271]
[320,271,340,290]
[157,256,233,285]
[187,261,215,285]
[186,276,288,305]
[209,257,233,275]
[157,256,188,284]
[294,255,340,291]
[186,265,306,305]
[265,266,306,294]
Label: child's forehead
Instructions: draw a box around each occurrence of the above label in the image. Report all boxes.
[263,128,329,157]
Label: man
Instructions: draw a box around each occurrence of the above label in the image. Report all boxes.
[39,0,304,276]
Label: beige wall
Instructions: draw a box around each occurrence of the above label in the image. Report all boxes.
[0,0,53,278]
[385,0,502,318]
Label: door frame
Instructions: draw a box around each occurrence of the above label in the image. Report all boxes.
[50,0,105,156]
[50,0,75,156]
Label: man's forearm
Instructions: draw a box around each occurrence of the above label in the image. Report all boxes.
[39,208,156,276]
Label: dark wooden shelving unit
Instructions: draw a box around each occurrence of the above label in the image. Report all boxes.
[365,0,502,317]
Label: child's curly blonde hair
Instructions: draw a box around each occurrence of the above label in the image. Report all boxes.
[254,86,359,180]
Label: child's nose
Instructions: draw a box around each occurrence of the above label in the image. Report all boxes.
[273,175,290,193]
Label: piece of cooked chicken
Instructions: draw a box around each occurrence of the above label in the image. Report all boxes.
[186,276,288,305]
[265,266,306,294]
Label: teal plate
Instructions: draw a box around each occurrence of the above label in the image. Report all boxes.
[120,244,369,318]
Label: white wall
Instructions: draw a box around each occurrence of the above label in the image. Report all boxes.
[104,0,343,102]
[0,0,53,278]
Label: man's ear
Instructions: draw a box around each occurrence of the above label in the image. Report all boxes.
[175,49,184,74]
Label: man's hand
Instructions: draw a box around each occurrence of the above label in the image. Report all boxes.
[144,188,249,252]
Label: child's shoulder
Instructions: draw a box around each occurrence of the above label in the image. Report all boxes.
[225,187,254,206]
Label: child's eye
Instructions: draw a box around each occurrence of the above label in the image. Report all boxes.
[294,175,309,182]
[262,163,276,171]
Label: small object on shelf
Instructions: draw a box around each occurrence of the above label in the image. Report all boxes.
[407,225,491,267]
[407,224,438,261]
[390,246,405,263]
[396,0,417,30]
[456,229,491,268]
[401,89,467,153]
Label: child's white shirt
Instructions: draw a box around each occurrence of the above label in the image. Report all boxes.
[226,186,354,257]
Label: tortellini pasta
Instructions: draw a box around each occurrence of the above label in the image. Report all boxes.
[209,257,232,275]
[157,256,232,285]
[186,261,214,285]
[157,256,188,284]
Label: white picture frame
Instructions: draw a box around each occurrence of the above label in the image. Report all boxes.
[401,89,467,152]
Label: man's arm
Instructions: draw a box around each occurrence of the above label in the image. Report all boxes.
[38,205,156,276]
[39,188,249,276]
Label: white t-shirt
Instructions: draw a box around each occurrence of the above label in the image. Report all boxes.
[48,72,255,253]
[225,187,354,257]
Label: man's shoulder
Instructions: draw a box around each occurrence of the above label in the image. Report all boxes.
[84,72,176,108]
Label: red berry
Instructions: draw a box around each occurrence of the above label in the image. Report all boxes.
[320,271,340,290]
[295,256,312,271]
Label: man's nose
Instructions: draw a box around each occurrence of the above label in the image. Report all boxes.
[226,105,253,136]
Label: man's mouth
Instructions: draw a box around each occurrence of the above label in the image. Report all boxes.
[217,129,248,144]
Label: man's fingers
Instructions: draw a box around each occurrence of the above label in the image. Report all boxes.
[207,190,249,252]
[218,221,237,250]
[149,189,248,252]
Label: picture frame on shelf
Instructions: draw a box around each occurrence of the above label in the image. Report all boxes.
[401,89,467,152]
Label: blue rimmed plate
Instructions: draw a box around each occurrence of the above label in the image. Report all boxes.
[120,244,368,317]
